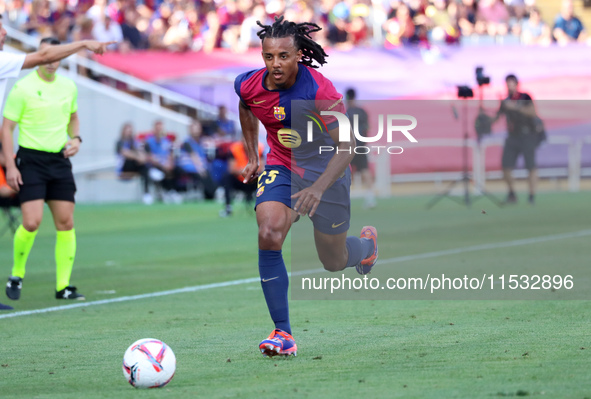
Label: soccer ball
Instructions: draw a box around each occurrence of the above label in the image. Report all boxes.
[122,338,176,389]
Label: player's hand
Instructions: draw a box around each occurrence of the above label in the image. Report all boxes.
[241,161,259,184]
[6,166,22,192]
[291,185,324,217]
[64,138,81,158]
[85,40,117,55]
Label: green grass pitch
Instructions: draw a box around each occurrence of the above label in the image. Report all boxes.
[0,191,590,398]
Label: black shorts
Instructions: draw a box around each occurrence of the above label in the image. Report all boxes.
[16,147,76,204]
[502,135,539,170]
[120,159,144,174]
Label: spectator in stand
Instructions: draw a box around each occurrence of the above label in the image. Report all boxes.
[425,0,460,44]
[49,0,75,28]
[143,120,182,204]
[202,10,221,52]
[215,104,237,141]
[385,0,401,20]
[219,137,264,217]
[349,15,369,46]
[504,0,526,22]
[457,0,477,36]
[476,0,509,37]
[177,120,217,200]
[87,0,108,24]
[521,7,551,46]
[238,4,269,51]
[327,2,354,49]
[163,10,192,52]
[148,17,169,50]
[71,17,96,76]
[49,0,75,42]
[115,122,151,203]
[23,0,52,38]
[208,106,237,188]
[121,8,148,49]
[407,0,429,19]
[553,0,586,45]
[217,0,245,51]
[75,0,96,16]
[6,0,566,53]
[4,0,29,30]
[92,13,123,51]
[383,3,416,47]
[186,6,205,51]
[106,0,127,25]
[265,0,286,21]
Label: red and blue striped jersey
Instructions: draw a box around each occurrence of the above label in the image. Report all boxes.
[234,64,346,179]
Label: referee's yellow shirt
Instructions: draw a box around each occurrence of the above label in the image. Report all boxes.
[4,71,78,153]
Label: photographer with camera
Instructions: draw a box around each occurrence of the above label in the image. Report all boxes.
[491,74,541,205]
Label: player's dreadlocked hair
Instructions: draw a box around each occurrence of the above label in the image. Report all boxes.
[256,16,328,68]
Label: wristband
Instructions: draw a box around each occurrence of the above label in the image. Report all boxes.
[73,136,82,143]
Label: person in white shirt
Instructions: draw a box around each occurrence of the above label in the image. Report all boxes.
[0,15,113,310]
[92,14,123,51]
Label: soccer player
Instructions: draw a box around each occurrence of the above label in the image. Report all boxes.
[0,18,112,310]
[234,17,378,357]
[2,37,102,303]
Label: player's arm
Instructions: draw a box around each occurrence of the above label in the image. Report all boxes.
[143,141,158,166]
[184,143,207,176]
[64,111,81,158]
[239,101,260,184]
[1,117,22,191]
[292,125,355,217]
[22,40,116,70]
[191,153,207,176]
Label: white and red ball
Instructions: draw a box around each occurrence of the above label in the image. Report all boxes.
[122,338,176,389]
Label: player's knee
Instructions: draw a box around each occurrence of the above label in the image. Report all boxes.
[56,219,74,231]
[22,219,41,232]
[258,225,284,250]
[319,256,346,272]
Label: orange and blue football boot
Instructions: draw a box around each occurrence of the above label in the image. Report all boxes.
[356,226,378,275]
[259,329,297,357]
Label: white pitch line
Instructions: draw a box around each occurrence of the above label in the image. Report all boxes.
[1,228,589,320]
[375,228,591,265]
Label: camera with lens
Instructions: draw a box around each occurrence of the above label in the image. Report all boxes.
[457,85,473,99]
[475,67,490,86]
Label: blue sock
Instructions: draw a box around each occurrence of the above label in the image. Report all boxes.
[259,249,291,335]
[345,236,375,268]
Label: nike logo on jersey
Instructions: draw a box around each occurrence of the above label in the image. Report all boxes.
[252,100,266,105]
[262,277,279,282]
[332,221,346,228]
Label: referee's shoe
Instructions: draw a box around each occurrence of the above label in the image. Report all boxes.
[56,286,86,300]
[6,276,22,300]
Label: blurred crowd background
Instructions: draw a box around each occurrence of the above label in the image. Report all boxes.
[1,0,589,211]
[1,0,588,54]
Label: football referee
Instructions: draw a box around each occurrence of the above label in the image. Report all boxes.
[0,19,112,310]
[2,37,91,302]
